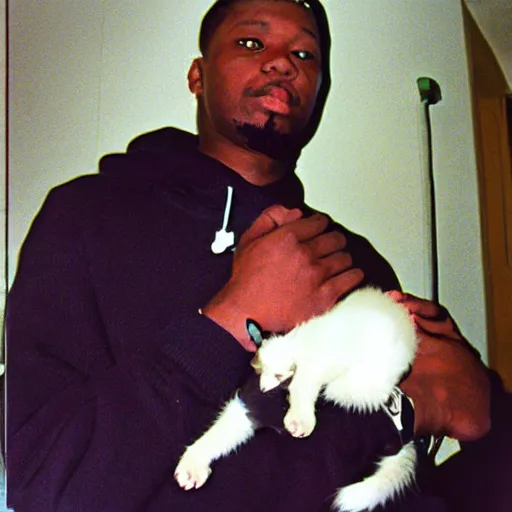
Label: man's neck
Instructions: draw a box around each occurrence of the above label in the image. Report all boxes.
[198,135,289,186]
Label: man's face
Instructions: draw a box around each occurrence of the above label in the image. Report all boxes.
[189,0,322,159]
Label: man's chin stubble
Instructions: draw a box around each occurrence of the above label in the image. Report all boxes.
[234,114,302,161]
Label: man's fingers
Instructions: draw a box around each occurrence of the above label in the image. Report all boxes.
[241,212,330,251]
[240,208,336,255]
[318,251,353,279]
[281,213,330,243]
[238,205,303,247]
[413,314,462,341]
[265,205,303,227]
[387,291,447,320]
[386,290,405,302]
[324,268,365,301]
[306,231,347,258]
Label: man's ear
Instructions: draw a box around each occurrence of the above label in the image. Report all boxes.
[188,57,204,96]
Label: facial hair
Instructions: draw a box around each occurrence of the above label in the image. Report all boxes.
[234,114,302,162]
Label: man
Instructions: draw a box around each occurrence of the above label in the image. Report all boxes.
[6,1,490,511]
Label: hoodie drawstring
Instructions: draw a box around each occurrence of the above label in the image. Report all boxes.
[211,186,235,254]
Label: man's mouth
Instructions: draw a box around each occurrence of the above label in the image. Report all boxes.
[249,83,300,115]
[266,85,292,104]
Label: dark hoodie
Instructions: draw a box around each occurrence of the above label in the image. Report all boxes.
[6,127,446,512]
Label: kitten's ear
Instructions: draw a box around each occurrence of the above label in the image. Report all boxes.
[250,353,263,374]
[246,319,264,347]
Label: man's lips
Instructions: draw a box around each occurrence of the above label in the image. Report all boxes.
[266,85,292,104]
[248,83,300,115]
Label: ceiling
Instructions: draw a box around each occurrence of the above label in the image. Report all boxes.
[464,0,512,90]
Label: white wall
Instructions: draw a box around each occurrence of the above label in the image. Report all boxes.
[299,0,486,359]
[1,0,7,497]
[8,0,487,360]
[1,0,5,352]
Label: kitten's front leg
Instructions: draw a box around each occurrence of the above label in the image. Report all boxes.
[284,372,322,438]
[174,395,255,490]
[174,444,213,491]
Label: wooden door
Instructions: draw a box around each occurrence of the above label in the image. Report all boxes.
[464,3,512,390]
[477,97,512,389]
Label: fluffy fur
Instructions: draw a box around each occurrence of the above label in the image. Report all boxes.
[174,287,419,511]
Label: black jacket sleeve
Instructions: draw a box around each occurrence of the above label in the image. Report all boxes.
[431,371,512,512]
[6,188,250,511]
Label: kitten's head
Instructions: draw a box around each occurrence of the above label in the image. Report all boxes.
[250,336,296,393]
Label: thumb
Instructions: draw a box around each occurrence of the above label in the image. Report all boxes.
[239,205,303,248]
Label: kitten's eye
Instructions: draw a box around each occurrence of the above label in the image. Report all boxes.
[292,50,316,61]
[237,38,264,51]
[275,374,283,380]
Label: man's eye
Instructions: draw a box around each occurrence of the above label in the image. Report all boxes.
[237,38,264,51]
[292,50,316,61]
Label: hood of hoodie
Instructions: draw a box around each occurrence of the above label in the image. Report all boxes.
[99,126,306,210]
[98,127,307,252]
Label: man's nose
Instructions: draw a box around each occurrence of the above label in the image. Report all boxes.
[261,51,298,79]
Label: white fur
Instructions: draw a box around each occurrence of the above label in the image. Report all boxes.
[174,396,255,490]
[334,440,418,511]
[174,287,418,511]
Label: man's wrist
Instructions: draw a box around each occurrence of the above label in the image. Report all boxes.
[399,375,449,439]
[201,302,257,353]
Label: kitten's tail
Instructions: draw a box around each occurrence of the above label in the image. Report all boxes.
[332,441,417,512]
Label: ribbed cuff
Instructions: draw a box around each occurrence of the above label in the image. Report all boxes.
[156,306,253,402]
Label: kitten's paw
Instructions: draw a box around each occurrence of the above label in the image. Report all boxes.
[174,453,212,491]
[333,481,376,512]
[284,409,316,438]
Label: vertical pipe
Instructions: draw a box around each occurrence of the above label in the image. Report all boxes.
[417,77,442,302]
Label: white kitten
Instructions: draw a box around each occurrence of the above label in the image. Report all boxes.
[175,287,419,512]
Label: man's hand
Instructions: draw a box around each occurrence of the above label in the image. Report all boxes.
[203,205,364,351]
[388,291,491,441]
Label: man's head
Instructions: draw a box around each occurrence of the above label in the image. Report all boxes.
[188,0,331,162]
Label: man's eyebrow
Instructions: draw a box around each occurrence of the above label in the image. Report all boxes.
[229,19,318,42]
[300,26,318,42]
[229,19,269,31]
